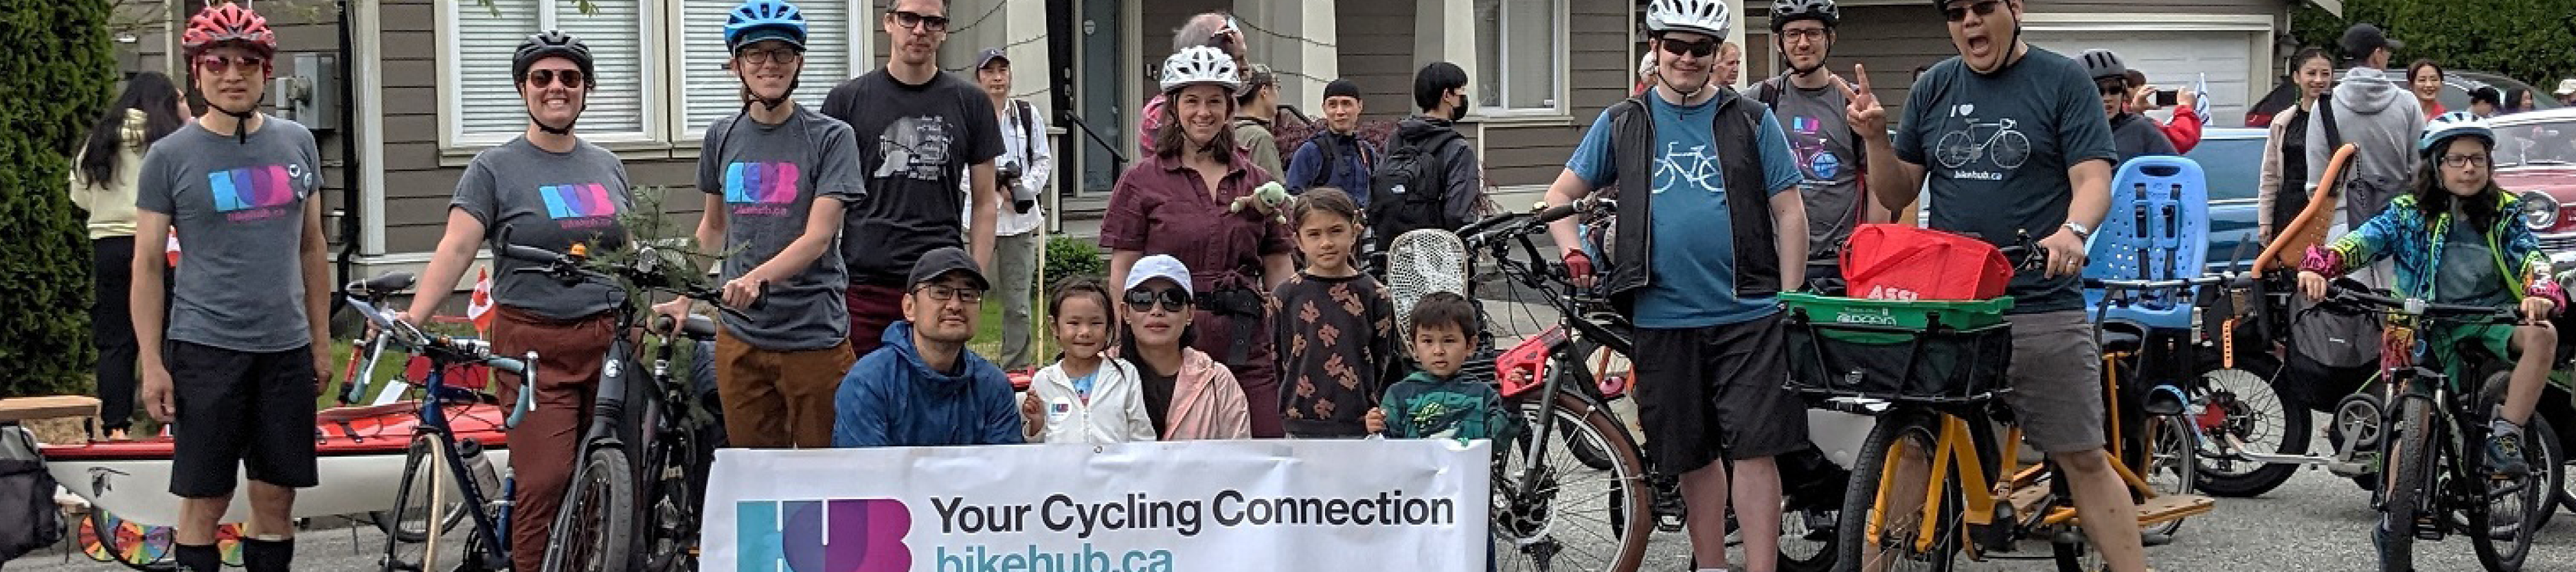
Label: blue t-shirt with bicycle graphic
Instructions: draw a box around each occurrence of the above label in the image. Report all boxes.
[1567,92,1805,328]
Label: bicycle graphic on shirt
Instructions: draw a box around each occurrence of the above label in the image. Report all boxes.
[1934,117,2033,170]
[1651,141,1725,193]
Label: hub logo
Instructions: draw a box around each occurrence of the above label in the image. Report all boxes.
[738,499,912,572]
[208,165,299,212]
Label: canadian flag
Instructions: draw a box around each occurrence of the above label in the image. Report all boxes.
[465,268,495,336]
[163,231,180,267]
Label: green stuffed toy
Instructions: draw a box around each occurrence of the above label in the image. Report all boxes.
[1228,181,1293,224]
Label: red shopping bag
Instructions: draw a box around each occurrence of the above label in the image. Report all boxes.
[1841,224,2014,301]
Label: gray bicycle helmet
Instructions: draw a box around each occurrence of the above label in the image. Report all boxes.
[2079,49,2127,82]
[1772,0,1839,31]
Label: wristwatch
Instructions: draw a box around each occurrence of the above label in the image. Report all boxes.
[2062,221,2094,241]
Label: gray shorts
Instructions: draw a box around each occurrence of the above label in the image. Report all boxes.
[2000,310,2108,454]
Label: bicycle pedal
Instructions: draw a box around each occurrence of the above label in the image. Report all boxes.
[1968,523,2015,553]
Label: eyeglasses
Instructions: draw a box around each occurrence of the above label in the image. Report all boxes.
[1658,37,1719,60]
[1942,0,2005,22]
[196,54,266,73]
[890,10,950,32]
[523,69,586,88]
[735,47,802,65]
[1123,288,1193,313]
[2441,153,2492,168]
[916,284,986,304]
[1778,27,1829,43]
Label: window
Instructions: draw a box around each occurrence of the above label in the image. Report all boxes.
[442,0,866,149]
[675,0,855,139]
[447,0,653,146]
[1473,0,1563,114]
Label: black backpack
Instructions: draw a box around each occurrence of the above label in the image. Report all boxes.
[0,426,61,561]
[1368,128,1466,251]
[2316,93,2407,225]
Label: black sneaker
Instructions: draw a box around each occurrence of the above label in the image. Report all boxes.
[1649,472,1687,533]
[2487,431,2532,478]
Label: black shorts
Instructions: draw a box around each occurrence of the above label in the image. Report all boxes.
[168,341,319,498]
[1632,313,1808,473]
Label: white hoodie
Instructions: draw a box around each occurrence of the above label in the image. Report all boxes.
[1027,358,1158,444]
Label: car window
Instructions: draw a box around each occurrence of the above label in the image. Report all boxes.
[2494,119,2576,168]
[2184,137,2266,201]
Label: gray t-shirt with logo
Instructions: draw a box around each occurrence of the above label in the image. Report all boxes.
[453,137,633,321]
[699,106,868,350]
[1760,77,1866,251]
[135,117,326,352]
[1893,49,2119,314]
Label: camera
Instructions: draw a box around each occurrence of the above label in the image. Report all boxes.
[996,159,1035,214]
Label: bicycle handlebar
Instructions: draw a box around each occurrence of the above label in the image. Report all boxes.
[2323,285,2526,323]
[1458,196,1616,249]
[2086,273,2262,292]
[493,228,752,318]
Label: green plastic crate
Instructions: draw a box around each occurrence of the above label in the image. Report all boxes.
[1779,293,2015,333]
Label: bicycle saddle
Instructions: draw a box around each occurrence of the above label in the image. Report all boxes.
[347,272,417,297]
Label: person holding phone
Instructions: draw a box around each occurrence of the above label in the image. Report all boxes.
[2083,49,2178,162]
[2125,69,2202,153]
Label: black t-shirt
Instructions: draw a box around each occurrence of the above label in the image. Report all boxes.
[1138,367,1178,438]
[822,69,1004,286]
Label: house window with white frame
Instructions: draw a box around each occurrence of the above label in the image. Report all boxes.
[443,0,861,149]
[1473,0,1563,114]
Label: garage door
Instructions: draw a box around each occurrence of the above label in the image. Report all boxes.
[2025,30,2259,128]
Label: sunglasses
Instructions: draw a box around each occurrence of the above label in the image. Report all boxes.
[1942,0,2004,22]
[1658,37,1719,60]
[890,10,950,32]
[196,54,267,73]
[523,69,586,88]
[1123,288,1193,313]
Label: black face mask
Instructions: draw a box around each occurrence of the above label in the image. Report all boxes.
[1447,91,1471,121]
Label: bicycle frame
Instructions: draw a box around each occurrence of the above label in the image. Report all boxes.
[345,294,528,571]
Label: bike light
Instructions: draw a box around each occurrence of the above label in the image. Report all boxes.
[2520,191,2560,230]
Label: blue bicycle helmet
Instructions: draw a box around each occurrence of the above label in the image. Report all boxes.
[725,0,807,52]
[2419,111,2496,158]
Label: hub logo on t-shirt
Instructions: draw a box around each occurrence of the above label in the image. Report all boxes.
[540,183,618,229]
[872,116,956,181]
[726,161,802,217]
[1791,116,1842,180]
[210,165,301,221]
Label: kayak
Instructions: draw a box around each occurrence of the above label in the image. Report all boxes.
[43,401,512,527]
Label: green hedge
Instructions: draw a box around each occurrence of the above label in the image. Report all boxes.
[1,0,115,397]
[1042,236,1107,290]
[2292,0,2576,91]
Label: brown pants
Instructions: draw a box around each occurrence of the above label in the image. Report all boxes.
[486,306,616,572]
[715,330,856,448]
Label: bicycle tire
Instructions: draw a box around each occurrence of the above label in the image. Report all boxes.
[87,510,177,571]
[2139,414,2200,537]
[1776,501,1839,572]
[374,442,472,544]
[2476,374,2565,533]
[644,431,705,572]
[1835,409,1961,572]
[2193,355,2309,498]
[1493,391,1651,572]
[2473,412,2549,571]
[2377,396,2435,572]
[381,435,477,572]
[545,447,636,572]
[1558,339,1618,472]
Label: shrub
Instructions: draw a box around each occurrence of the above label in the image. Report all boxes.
[1043,236,1106,290]
[1,0,116,398]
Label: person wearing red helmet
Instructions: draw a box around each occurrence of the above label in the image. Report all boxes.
[131,3,328,571]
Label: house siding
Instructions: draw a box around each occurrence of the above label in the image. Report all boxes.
[1471,0,1631,190]
[1333,0,1416,118]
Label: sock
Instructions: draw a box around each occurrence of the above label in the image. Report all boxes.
[242,537,295,572]
[2493,406,2525,437]
[174,543,222,572]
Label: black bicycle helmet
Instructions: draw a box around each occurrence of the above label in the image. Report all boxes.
[1772,0,1839,31]
[2079,48,2127,82]
[512,30,596,87]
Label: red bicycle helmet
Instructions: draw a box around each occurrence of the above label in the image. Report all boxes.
[181,2,277,59]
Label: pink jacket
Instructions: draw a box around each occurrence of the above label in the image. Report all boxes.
[1162,347,1253,440]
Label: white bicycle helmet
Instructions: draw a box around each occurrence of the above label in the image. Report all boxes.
[1647,0,1732,38]
[1159,45,1241,94]
[2419,111,2496,158]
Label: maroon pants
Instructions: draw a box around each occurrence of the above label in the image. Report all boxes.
[486,306,615,572]
[848,284,907,358]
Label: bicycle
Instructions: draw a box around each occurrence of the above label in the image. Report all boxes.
[2085,274,2285,538]
[494,237,736,572]
[340,275,536,572]
[2310,286,2553,572]
[1808,238,2215,572]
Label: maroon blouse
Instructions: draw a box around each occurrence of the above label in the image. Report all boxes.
[1098,151,1291,290]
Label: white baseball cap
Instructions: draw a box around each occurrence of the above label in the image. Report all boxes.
[2556,78,2576,97]
[1123,254,1193,297]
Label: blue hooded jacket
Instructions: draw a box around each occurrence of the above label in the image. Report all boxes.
[832,321,1026,448]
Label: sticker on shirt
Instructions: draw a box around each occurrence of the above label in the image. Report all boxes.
[1931,106,2031,179]
[871,116,956,181]
[539,183,619,229]
[209,165,304,222]
[724,161,802,217]
[1652,141,1726,194]
[1791,115,1842,180]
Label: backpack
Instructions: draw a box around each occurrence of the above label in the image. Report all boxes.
[1307,133,1377,191]
[2316,93,2406,226]
[0,426,62,561]
[1368,128,1467,251]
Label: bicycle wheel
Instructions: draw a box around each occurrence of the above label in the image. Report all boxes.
[2477,374,2565,533]
[382,435,478,572]
[1836,409,1962,572]
[2474,412,2551,571]
[2377,396,2436,572]
[2141,414,2200,537]
[86,510,176,571]
[545,447,636,572]
[1776,499,1839,572]
[1494,391,1651,572]
[2193,357,2309,498]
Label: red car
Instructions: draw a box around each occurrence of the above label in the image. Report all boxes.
[2492,108,2576,270]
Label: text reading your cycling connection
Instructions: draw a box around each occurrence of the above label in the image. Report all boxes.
[933,490,1459,538]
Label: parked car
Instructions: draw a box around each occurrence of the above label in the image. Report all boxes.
[2490,108,2576,269]
[2185,128,2270,273]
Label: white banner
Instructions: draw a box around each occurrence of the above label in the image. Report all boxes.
[702,439,1491,572]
